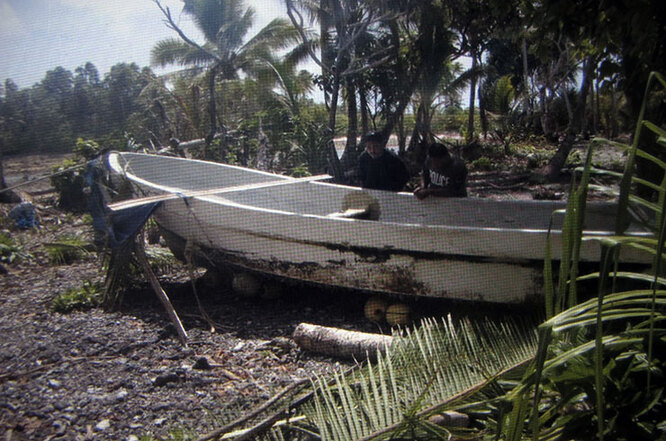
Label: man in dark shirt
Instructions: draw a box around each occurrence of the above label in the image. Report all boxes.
[358,132,410,192]
[413,142,467,199]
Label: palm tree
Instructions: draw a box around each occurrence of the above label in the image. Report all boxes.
[151,0,301,157]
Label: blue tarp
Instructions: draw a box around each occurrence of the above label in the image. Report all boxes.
[87,157,160,249]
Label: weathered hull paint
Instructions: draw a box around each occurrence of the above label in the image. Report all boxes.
[107,152,651,304]
[158,222,544,304]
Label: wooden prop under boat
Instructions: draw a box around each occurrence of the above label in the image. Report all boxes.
[106,152,651,304]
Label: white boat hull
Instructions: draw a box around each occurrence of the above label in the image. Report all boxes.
[107,152,650,304]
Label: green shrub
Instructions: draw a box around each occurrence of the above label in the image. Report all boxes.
[50,138,102,212]
[0,232,30,264]
[433,106,466,133]
[73,138,101,160]
[288,166,311,178]
[564,149,584,167]
[50,158,88,211]
[52,280,102,313]
[470,156,493,171]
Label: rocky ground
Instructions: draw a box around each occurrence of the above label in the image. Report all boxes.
[0,144,623,441]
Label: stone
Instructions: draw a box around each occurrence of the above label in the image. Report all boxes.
[115,389,129,402]
[95,419,111,432]
[153,372,181,387]
[192,356,212,370]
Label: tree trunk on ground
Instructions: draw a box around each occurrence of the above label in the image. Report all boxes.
[543,58,595,180]
[293,323,394,360]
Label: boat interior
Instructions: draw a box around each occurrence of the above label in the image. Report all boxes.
[112,152,640,234]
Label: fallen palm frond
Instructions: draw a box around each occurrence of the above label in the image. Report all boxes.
[296,315,539,441]
[202,315,539,441]
[43,233,94,265]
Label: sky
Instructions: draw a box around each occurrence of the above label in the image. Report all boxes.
[0,0,291,89]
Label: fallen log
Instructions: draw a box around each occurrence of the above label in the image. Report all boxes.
[293,323,394,361]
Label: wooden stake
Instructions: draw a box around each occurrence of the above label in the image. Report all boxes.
[135,234,188,346]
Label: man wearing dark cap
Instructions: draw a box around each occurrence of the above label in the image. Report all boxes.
[358,131,410,192]
[413,142,467,199]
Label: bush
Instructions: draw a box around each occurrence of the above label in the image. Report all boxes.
[50,138,102,211]
[51,158,87,211]
[470,156,493,171]
[0,232,30,264]
[52,280,101,313]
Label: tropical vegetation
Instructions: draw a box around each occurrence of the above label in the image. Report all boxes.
[1,0,664,439]
[1,0,663,184]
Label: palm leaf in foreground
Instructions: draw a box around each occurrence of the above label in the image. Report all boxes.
[300,315,539,441]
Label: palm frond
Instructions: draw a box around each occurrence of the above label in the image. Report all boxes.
[151,38,215,67]
[301,315,539,441]
[43,234,92,265]
[183,0,248,45]
[616,72,666,234]
[242,18,303,55]
[282,33,319,68]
